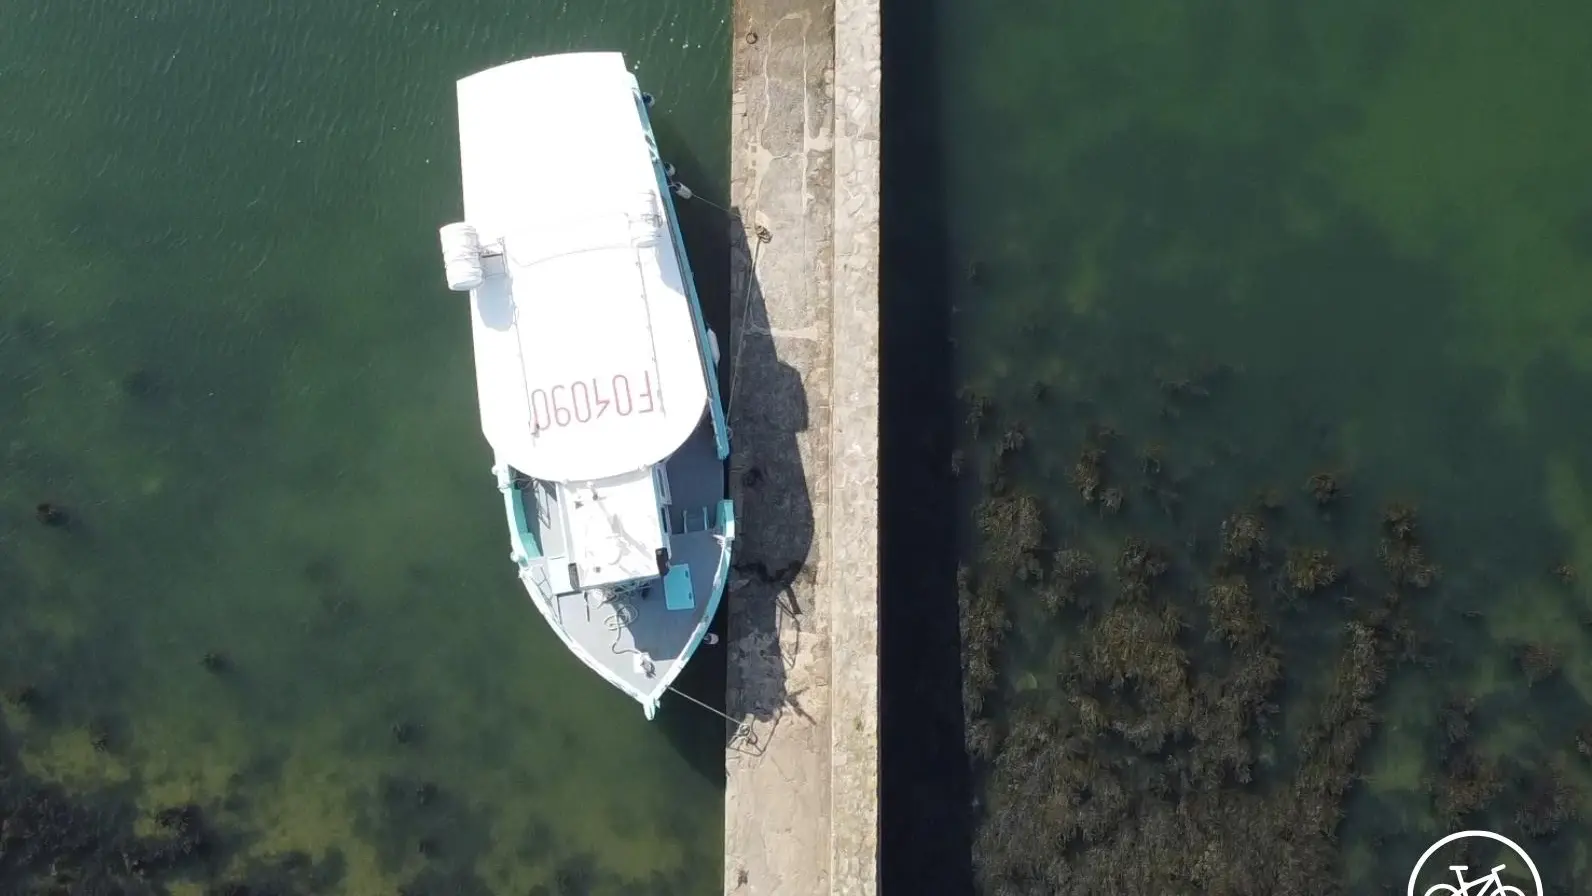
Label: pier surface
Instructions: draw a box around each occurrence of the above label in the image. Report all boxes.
[723,0,879,891]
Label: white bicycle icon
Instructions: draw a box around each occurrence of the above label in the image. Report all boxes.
[1423,864,1526,896]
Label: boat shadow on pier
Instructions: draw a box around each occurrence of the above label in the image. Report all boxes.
[714,212,814,756]
[639,135,811,780]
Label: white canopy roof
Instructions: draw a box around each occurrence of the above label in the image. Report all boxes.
[454,53,709,482]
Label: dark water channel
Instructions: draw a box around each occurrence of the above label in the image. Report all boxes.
[883,1,1592,893]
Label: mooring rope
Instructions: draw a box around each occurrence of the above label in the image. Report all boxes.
[667,683,752,742]
[669,178,765,417]
[725,236,764,417]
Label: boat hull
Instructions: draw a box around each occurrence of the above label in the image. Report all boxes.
[449,52,734,717]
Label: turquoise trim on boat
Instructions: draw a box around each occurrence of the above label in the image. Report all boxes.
[663,564,696,611]
[507,486,542,559]
[635,91,732,461]
[497,467,542,567]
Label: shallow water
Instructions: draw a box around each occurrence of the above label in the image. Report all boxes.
[932,0,1592,890]
[0,1,729,892]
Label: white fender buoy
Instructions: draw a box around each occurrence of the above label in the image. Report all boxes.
[439,222,484,291]
[670,182,694,200]
[708,328,721,365]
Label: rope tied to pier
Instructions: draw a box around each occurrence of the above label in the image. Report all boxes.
[668,176,766,418]
[725,233,765,417]
[667,684,756,745]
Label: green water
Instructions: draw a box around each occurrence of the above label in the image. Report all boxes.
[0,1,728,893]
[943,0,1592,890]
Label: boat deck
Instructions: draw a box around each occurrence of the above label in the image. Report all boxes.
[548,528,725,694]
[521,421,728,700]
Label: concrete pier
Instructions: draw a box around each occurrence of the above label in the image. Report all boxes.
[723,0,879,891]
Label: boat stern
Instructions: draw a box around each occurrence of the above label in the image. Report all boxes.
[493,455,735,720]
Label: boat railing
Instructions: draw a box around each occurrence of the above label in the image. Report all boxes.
[507,301,542,438]
[654,180,729,458]
[525,564,560,623]
[628,233,668,412]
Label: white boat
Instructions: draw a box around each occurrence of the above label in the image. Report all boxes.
[438,52,734,719]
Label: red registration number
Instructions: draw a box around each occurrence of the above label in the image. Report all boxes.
[531,372,658,433]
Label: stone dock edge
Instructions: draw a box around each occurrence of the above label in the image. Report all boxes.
[828,0,881,895]
[723,0,881,891]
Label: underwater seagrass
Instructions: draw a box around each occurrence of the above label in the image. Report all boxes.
[956,357,1585,895]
